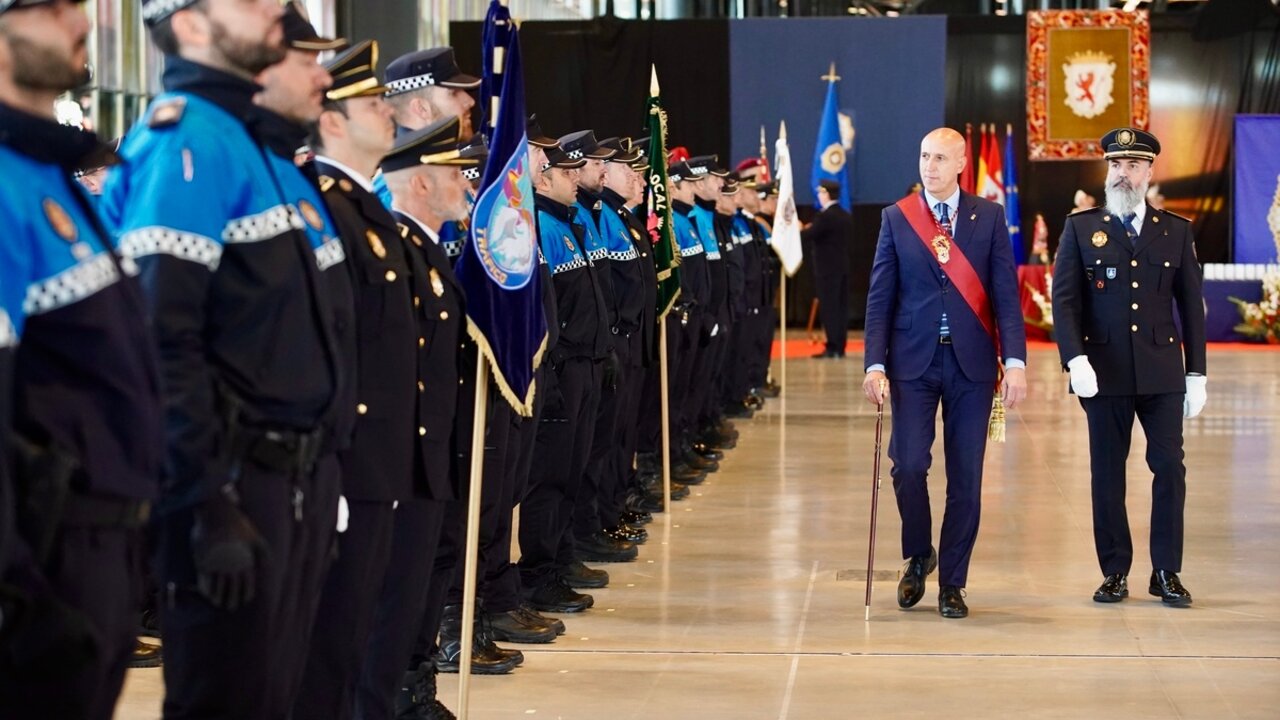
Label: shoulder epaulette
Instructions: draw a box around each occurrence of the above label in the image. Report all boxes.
[398,223,410,238]
[319,176,336,193]
[1160,208,1192,223]
[148,97,187,129]
[1067,205,1100,217]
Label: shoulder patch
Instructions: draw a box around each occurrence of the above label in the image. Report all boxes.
[1160,209,1192,223]
[1067,206,1100,217]
[148,97,187,129]
[319,176,336,193]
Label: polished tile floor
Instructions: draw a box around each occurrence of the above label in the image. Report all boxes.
[118,342,1280,719]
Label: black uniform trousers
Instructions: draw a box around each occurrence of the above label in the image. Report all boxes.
[354,496,448,720]
[673,313,703,451]
[690,323,726,429]
[600,340,646,525]
[576,336,634,539]
[1079,393,1186,576]
[519,357,602,588]
[637,316,684,459]
[293,500,397,720]
[160,456,341,720]
[0,525,143,720]
[489,365,547,613]
[816,273,850,354]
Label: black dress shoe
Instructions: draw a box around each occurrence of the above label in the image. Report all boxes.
[527,578,594,613]
[621,510,652,526]
[138,609,161,639]
[626,492,665,513]
[487,609,558,644]
[762,381,782,398]
[723,402,755,419]
[129,639,163,668]
[1149,570,1192,607]
[681,453,719,472]
[604,523,648,544]
[667,465,707,485]
[434,605,522,675]
[1093,573,1129,603]
[811,350,833,359]
[897,548,938,609]
[517,603,565,636]
[938,586,968,619]
[575,531,638,562]
[691,442,725,461]
[560,559,610,588]
[396,661,456,720]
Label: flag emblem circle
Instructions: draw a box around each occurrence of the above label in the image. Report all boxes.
[820,143,846,173]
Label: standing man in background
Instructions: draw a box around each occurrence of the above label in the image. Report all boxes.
[863,127,1026,620]
[1052,127,1205,608]
[803,179,853,358]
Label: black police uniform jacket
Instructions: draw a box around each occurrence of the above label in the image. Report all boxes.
[316,161,421,502]
[535,194,609,363]
[801,202,853,279]
[394,212,467,502]
[1052,205,1206,396]
[600,188,658,367]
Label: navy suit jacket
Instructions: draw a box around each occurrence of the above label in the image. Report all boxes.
[864,190,1026,384]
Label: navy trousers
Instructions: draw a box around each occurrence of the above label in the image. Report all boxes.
[888,343,990,588]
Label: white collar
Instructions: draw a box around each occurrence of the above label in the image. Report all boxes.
[924,187,961,212]
[395,208,441,244]
[316,155,375,195]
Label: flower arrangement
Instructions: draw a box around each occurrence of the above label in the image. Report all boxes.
[1024,269,1054,331]
[1229,271,1280,343]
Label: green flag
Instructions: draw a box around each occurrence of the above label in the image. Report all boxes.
[643,66,681,320]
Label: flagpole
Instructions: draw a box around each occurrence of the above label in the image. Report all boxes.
[457,353,489,718]
[779,272,786,398]
[659,316,672,511]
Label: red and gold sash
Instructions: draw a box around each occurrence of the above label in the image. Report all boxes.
[895,193,995,341]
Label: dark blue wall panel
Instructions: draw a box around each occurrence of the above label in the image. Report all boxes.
[729,18,947,205]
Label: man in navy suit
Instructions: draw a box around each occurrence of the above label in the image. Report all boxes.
[863,127,1027,619]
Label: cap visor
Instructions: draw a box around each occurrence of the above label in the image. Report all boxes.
[552,158,588,170]
[585,149,617,160]
[290,37,349,52]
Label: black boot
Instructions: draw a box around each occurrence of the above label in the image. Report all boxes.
[396,661,457,719]
[434,604,522,675]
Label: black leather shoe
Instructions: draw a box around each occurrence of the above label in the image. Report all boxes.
[621,510,652,526]
[938,585,968,618]
[897,548,938,609]
[691,442,724,461]
[1093,573,1129,603]
[396,661,456,720]
[668,465,707,485]
[138,609,161,638]
[717,419,739,437]
[560,559,609,588]
[527,578,593,613]
[764,380,782,396]
[811,350,833,359]
[434,605,521,675]
[745,391,766,410]
[575,531,638,562]
[1149,570,1192,607]
[129,639,163,668]
[604,523,648,544]
[626,491,665,513]
[517,603,565,636]
[487,609,557,644]
[681,453,719,472]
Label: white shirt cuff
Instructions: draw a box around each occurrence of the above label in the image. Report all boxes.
[1005,359,1026,370]
[866,364,885,374]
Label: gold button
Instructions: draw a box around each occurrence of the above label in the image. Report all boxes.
[1168,336,1174,342]
[356,403,368,415]
[458,377,464,385]
[385,270,397,282]
[418,337,425,348]
[1163,261,1170,268]
[1084,335,1090,341]
[439,310,449,320]
[1132,281,1139,289]
[417,381,425,392]
[1130,260,1138,267]
[418,427,426,436]
[1131,324,1138,332]
[414,296,421,308]
[1131,303,1138,310]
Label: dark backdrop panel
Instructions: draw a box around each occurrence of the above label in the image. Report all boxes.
[729,18,948,206]
[452,18,731,158]
[946,14,1280,264]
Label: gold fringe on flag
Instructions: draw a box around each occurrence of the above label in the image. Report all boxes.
[988,391,1006,443]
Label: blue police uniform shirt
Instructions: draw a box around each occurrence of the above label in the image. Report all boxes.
[0,102,163,500]
[731,211,754,247]
[537,205,589,275]
[101,58,339,509]
[671,208,704,258]
[573,199,610,264]
[687,202,722,260]
[597,199,640,263]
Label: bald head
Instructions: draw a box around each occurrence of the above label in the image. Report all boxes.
[919,127,967,199]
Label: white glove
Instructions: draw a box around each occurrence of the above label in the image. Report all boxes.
[1067,355,1099,398]
[1184,375,1207,419]
[710,323,720,338]
[336,495,350,533]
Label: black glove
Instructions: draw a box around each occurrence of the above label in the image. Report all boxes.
[191,485,265,611]
[603,349,621,392]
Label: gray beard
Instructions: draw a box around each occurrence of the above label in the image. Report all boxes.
[1105,181,1146,218]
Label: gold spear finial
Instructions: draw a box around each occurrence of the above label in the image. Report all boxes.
[821,61,841,83]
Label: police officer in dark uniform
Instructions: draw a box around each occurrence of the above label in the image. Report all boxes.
[714,173,750,420]
[360,117,478,719]
[519,140,612,614]
[751,181,783,398]
[684,156,730,469]
[802,178,853,358]
[105,1,344,716]
[0,2,162,716]
[292,39,426,720]
[1053,127,1206,607]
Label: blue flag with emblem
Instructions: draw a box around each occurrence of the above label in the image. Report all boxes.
[1003,123,1024,264]
[456,0,546,416]
[810,64,851,210]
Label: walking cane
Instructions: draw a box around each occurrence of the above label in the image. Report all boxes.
[864,379,887,621]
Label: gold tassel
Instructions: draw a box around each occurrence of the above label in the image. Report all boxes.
[988,392,1006,443]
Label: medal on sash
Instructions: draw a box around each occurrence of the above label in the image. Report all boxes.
[932,235,951,264]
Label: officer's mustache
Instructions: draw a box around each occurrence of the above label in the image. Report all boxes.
[1109,178,1132,190]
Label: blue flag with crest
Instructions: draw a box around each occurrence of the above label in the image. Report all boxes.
[1003,124,1024,264]
[456,0,547,416]
[810,69,851,210]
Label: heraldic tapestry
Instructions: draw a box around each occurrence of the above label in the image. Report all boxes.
[1027,10,1150,160]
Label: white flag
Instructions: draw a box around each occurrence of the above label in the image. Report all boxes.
[771,121,804,276]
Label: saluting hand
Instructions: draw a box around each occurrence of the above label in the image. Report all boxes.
[863,371,889,406]
[1002,367,1028,409]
